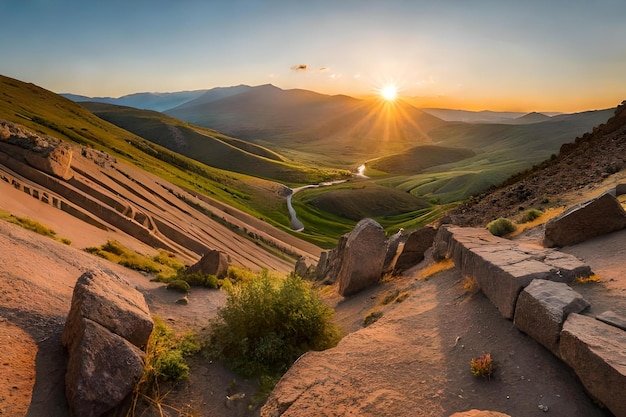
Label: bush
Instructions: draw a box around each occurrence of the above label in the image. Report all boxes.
[207,272,341,378]
[486,218,517,237]
[520,209,542,223]
[166,279,191,293]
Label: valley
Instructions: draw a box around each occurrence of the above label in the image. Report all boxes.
[2,73,625,417]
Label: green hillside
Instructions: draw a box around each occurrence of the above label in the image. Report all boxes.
[81,102,347,184]
[0,75,294,231]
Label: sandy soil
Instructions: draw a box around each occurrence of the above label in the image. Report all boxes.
[0,212,622,416]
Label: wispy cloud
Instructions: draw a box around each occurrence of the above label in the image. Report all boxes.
[291,64,308,71]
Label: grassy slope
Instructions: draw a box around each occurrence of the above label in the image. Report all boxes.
[81,102,348,185]
[0,75,294,232]
[375,109,615,203]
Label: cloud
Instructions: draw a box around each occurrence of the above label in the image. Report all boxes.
[291,64,308,71]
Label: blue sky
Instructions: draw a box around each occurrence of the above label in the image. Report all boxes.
[1,0,625,111]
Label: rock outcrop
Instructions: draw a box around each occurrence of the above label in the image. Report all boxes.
[0,119,73,180]
[514,279,589,356]
[435,225,591,319]
[294,256,316,280]
[560,313,626,417]
[62,269,153,417]
[315,218,387,295]
[382,229,407,275]
[393,226,437,273]
[335,218,387,296]
[185,249,230,278]
[544,192,626,247]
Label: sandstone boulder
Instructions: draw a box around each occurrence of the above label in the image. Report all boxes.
[336,218,387,296]
[64,318,145,417]
[316,235,347,284]
[185,249,230,278]
[62,269,153,348]
[62,269,153,417]
[393,226,437,273]
[382,229,407,275]
[544,193,626,247]
[514,279,589,356]
[560,313,626,417]
[294,256,316,280]
[0,119,73,180]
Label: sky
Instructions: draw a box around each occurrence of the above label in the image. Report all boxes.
[1,0,625,112]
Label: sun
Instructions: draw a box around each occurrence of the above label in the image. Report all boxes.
[380,84,398,102]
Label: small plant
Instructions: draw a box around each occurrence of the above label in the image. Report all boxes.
[486,218,517,237]
[574,274,600,284]
[520,208,543,223]
[166,279,191,293]
[127,317,200,416]
[462,276,479,294]
[470,353,493,379]
[84,240,169,274]
[363,310,383,327]
[60,237,72,245]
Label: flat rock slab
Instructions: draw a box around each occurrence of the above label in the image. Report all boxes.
[514,279,589,356]
[435,226,591,319]
[560,313,626,417]
[596,310,626,331]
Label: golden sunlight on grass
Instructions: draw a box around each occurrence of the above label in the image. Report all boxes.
[417,258,455,281]
[509,206,565,237]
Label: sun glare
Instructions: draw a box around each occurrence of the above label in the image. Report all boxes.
[380,84,398,102]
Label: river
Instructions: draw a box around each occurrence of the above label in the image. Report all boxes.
[286,179,347,231]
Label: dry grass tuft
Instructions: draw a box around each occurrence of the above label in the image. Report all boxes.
[574,274,601,284]
[417,258,455,281]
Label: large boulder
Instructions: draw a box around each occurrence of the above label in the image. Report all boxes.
[62,269,153,417]
[336,218,387,296]
[560,313,626,417]
[185,249,230,278]
[544,193,626,247]
[514,279,589,356]
[435,226,591,319]
[393,226,437,273]
[65,318,145,417]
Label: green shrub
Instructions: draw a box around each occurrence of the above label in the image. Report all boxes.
[207,272,341,378]
[486,218,517,237]
[166,279,191,293]
[521,209,542,223]
[153,250,185,270]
